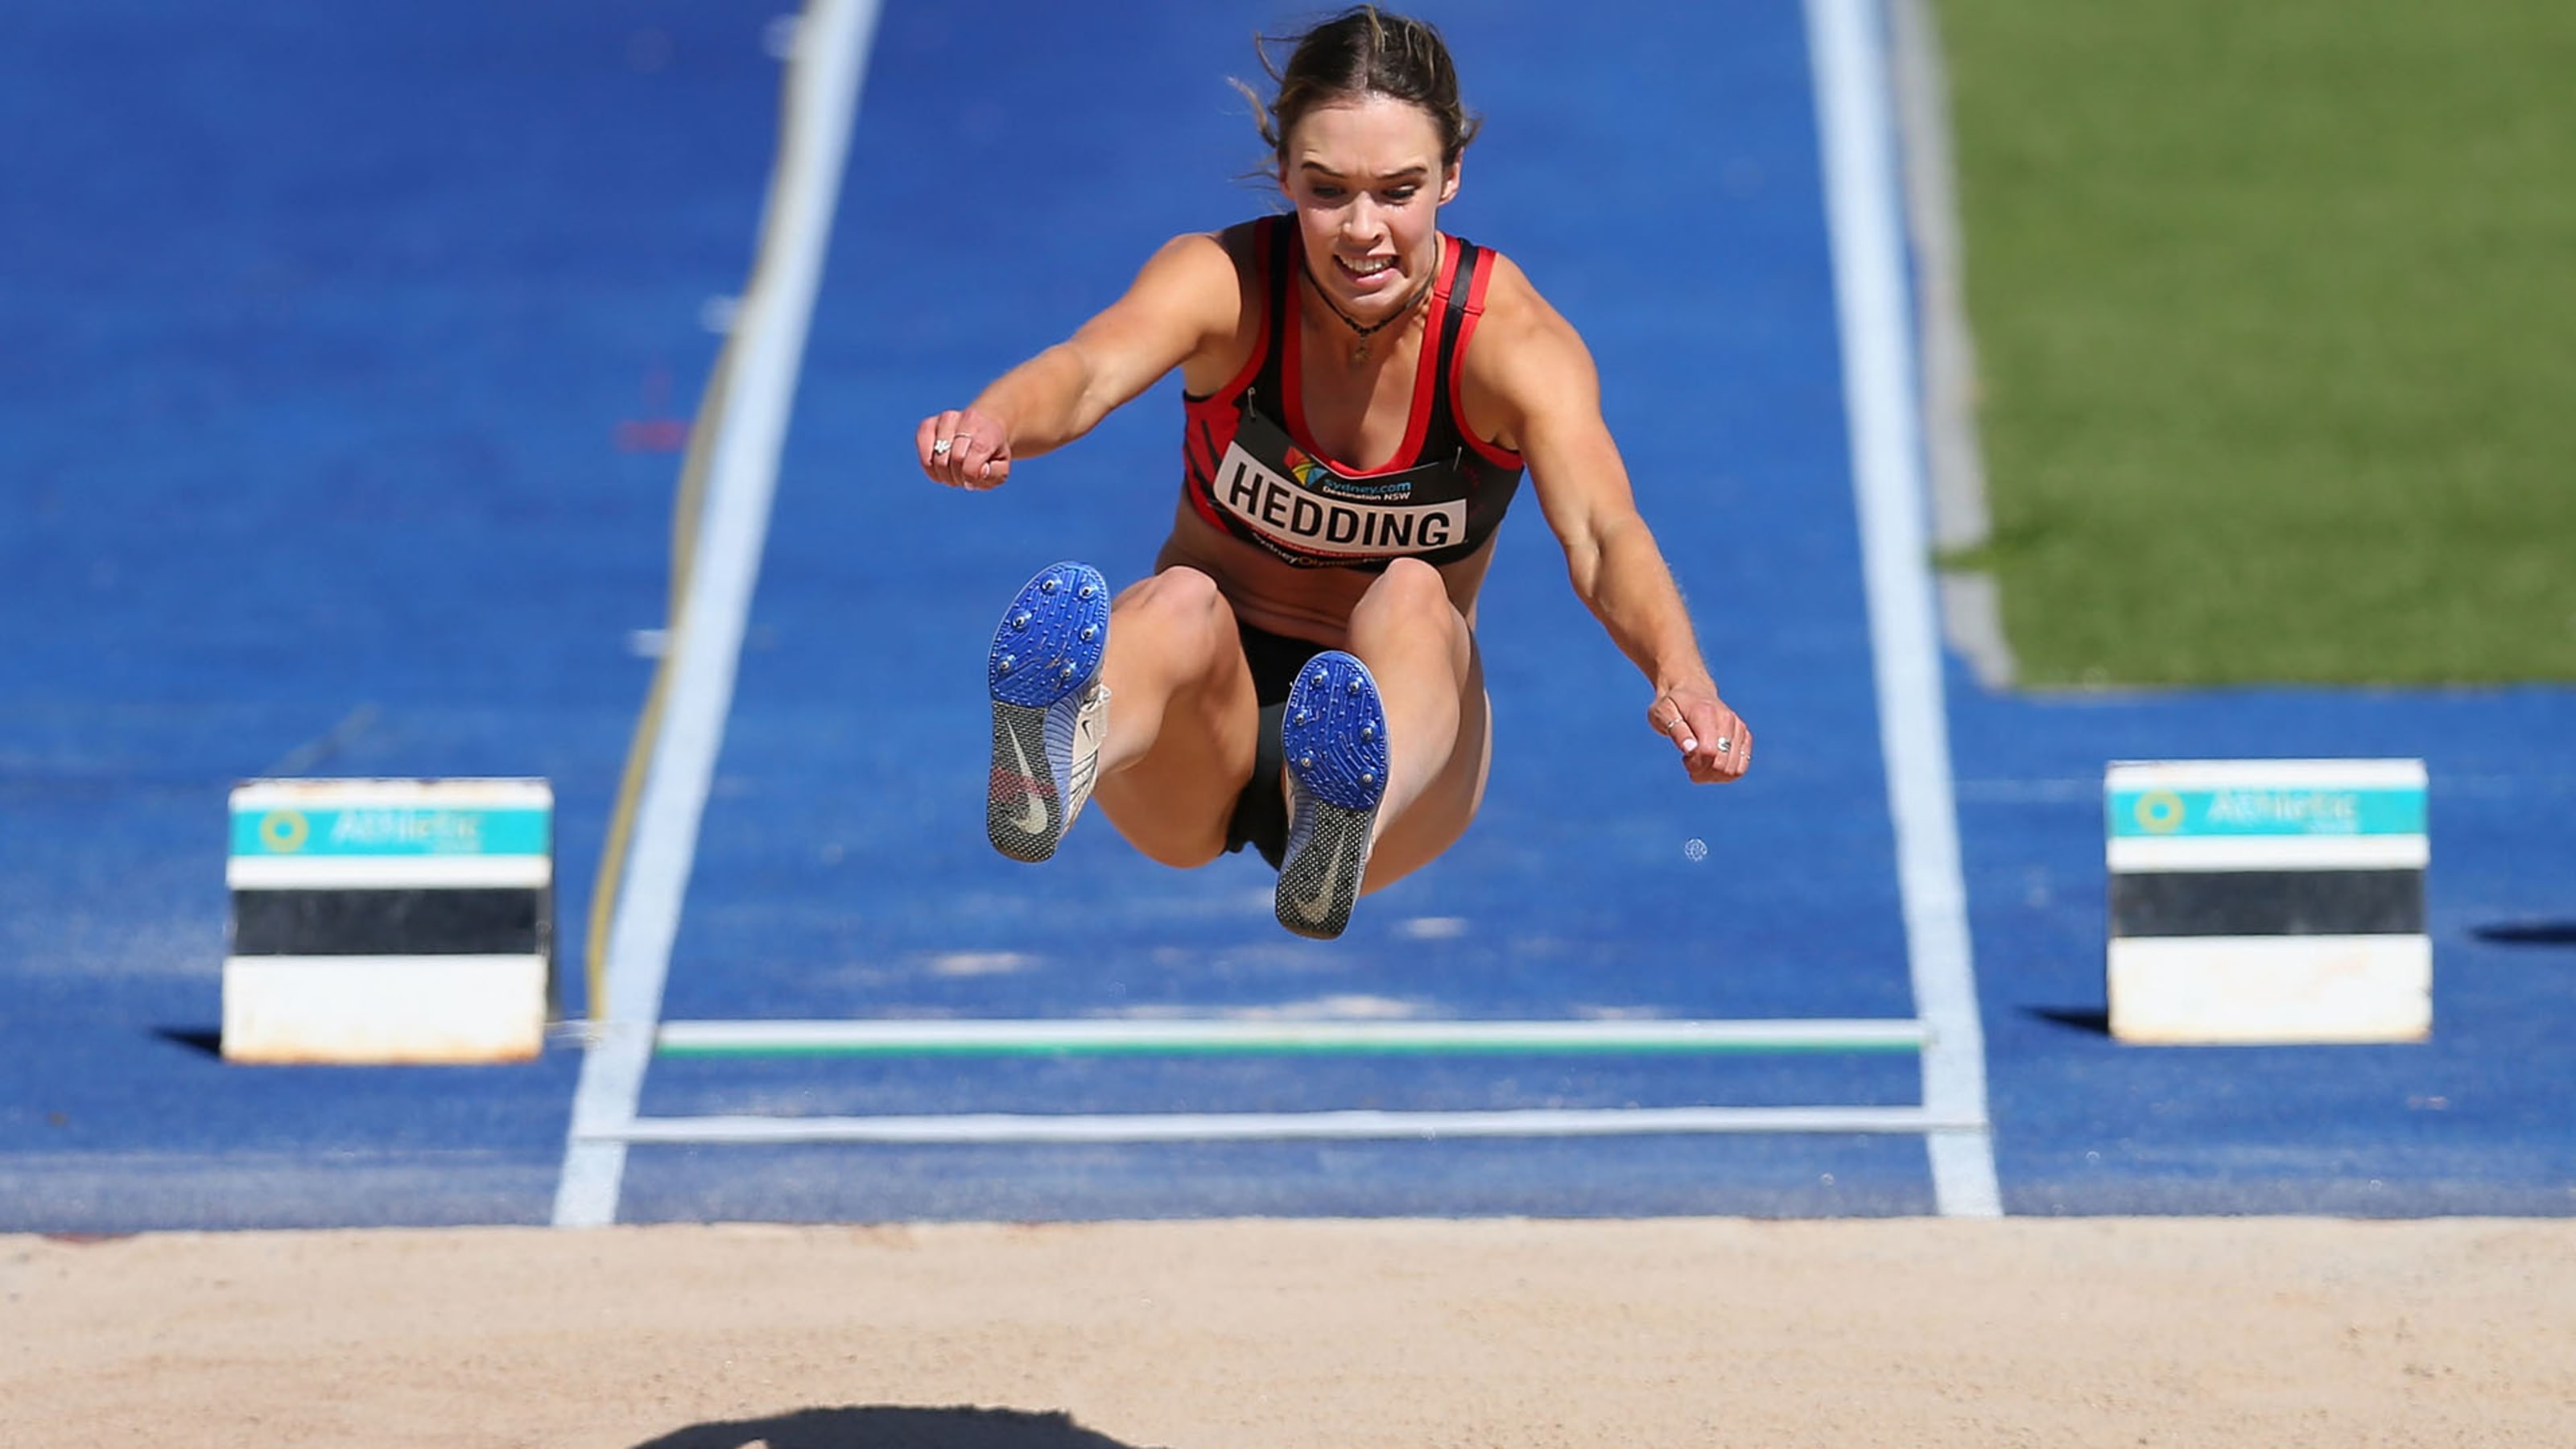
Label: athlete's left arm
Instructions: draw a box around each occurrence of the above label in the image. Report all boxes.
[1470,261,1750,784]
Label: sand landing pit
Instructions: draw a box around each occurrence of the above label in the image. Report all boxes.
[6,1217,2572,1446]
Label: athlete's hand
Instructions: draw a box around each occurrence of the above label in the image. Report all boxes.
[1650,685,1750,784]
[918,407,1011,489]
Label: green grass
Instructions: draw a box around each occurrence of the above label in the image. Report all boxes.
[1938,0,2576,684]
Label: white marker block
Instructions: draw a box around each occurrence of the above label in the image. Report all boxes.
[2105,760,2428,1045]
[222,778,553,1064]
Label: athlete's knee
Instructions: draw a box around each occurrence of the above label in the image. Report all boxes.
[1117,567,1237,662]
[1373,555,1445,601]
[1129,564,1220,608]
[1353,557,1464,646]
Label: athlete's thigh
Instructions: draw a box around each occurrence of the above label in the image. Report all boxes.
[1361,638,1492,891]
[1089,573,1262,869]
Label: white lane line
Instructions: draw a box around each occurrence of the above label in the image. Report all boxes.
[552,0,883,1228]
[1887,0,2016,689]
[655,1017,1934,1055]
[588,1104,1984,1146]
[1806,0,2003,1218]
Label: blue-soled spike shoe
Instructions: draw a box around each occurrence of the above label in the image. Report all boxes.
[1274,650,1389,939]
[985,561,1111,863]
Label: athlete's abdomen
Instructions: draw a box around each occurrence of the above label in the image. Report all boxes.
[1156,503,1496,645]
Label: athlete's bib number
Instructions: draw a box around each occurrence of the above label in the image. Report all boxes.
[1212,441,1467,559]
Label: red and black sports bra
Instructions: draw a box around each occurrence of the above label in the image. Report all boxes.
[1181,216,1526,571]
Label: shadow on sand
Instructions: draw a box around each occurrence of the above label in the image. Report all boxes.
[632,1405,1158,1449]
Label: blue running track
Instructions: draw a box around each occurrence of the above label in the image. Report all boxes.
[2,0,2567,1230]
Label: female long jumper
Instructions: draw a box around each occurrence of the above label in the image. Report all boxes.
[915,8,1750,940]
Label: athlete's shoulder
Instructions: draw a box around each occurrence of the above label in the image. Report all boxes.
[1450,247,1602,455]
[1138,227,1239,280]
[1457,249,1592,378]
[1214,217,1281,253]
[1113,228,1257,328]
[1117,225,1279,390]
[1134,221,1286,292]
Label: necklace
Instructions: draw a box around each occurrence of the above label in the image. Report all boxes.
[1300,258,1434,363]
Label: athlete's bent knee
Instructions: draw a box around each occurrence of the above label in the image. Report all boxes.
[1119,566,1237,658]
[1354,556,1462,641]
[1135,564,1221,610]
[1373,555,1444,601]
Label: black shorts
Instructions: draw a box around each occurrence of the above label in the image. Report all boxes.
[1223,621,1331,869]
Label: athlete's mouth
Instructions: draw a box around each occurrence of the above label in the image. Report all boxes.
[1333,254,1398,285]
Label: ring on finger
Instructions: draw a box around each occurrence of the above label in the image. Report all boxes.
[931,436,953,457]
[1715,737,1733,753]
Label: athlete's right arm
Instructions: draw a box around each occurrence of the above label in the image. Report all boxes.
[917,231,1246,489]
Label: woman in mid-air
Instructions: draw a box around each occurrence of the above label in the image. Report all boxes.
[916,6,1750,940]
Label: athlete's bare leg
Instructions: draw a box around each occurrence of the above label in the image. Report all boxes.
[1046,559,1483,891]
[1088,566,1262,868]
[1340,557,1493,892]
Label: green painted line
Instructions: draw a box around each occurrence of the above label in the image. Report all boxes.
[232,806,551,858]
[2107,786,2424,839]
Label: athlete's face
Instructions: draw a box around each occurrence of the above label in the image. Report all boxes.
[1280,94,1459,317]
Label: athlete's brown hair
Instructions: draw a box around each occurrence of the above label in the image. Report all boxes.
[1239,6,1483,170]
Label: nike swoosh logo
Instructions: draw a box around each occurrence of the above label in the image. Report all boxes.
[1067,703,1104,807]
[1003,724,1050,836]
[1288,828,1352,925]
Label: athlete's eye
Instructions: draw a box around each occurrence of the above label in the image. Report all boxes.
[1310,184,1346,200]
[1385,187,1418,204]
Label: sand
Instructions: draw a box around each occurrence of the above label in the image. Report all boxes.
[6,1217,2573,1447]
